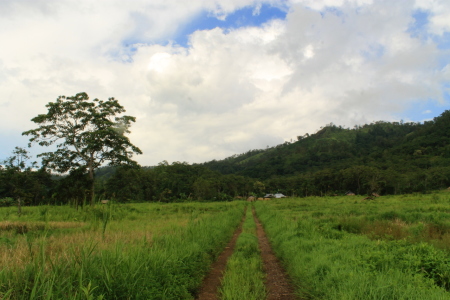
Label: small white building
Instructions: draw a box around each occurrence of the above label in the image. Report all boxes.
[264,193,287,198]
[274,193,287,198]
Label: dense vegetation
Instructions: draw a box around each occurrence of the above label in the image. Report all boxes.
[219,208,266,300]
[0,201,244,299]
[201,110,450,196]
[3,194,450,299]
[2,110,450,205]
[255,193,450,299]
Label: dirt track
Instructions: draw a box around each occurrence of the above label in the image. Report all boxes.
[196,212,245,300]
[253,207,297,300]
[196,206,296,300]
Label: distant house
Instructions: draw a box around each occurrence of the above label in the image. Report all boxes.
[264,193,287,198]
[274,193,287,198]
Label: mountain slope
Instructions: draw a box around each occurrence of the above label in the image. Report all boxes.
[200,111,450,182]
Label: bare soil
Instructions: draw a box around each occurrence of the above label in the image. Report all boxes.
[196,206,297,300]
[196,214,244,300]
[253,207,297,300]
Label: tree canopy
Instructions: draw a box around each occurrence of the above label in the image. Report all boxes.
[5,107,450,205]
[22,92,142,204]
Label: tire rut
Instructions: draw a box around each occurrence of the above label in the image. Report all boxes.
[196,209,246,300]
[252,207,297,300]
[196,206,297,300]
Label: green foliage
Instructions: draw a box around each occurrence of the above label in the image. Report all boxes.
[200,111,450,196]
[22,92,142,204]
[255,199,450,299]
[0,198,15,207]
[219,208,266,300]
[0,147,52,208]
[103,162,256,202]
[6,109,450,205]
[0,202,245,299]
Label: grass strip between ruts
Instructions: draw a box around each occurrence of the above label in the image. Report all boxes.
[219,205,266,300]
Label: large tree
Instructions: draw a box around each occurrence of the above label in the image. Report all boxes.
[23,92,142,204]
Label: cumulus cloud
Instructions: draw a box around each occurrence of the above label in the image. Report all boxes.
[0,0,449,165]
[415,0,450,35]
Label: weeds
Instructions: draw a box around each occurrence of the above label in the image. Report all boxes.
[0,201,245,299]
[219,206,266,300]
[255,195,450,299]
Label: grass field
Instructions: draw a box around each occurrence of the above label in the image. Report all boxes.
[219,208,266,300]
[2,191,450,299]
[255,191,450,299]
[0,201,245,299]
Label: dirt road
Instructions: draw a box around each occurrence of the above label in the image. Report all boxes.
[196,206,297,300]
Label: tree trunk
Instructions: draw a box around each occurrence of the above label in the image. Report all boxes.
[90,176,95,205]
[17,197,22,216]
[88,154,95,205]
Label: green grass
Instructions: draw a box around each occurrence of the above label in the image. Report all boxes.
[255,193,450,299]
[219,206,266,300]
[263,191,450,249]
[0,201,245,299]
[4,192,450,299]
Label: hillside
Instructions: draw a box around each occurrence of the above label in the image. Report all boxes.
[199,110,450,195]
[3,111,449,205]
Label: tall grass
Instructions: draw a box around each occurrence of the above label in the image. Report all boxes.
[255,199,450,299]
[265,192,450,249]
[219,206,266,300]
[0,201,245,299]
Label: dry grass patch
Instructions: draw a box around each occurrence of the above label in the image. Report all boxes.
[0,217,193,272]
[0,221,84,233]
[364,219,410,240]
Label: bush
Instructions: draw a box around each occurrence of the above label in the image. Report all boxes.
[0,198,15,207]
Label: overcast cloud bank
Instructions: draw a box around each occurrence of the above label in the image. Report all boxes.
[0,0,449,165]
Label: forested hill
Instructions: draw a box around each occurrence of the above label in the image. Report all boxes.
[200,110,450,181]
[92,110,450,199]
[3,111,448,206]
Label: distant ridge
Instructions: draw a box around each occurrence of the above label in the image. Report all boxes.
[199,110,450,181]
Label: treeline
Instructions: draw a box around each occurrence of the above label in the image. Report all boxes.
[0,161,257,205]
[0,164,52,206]
[199,110,450,195]
[2,110,450,205]
[265,165,450,197]
[200,118,449,179]
[96,162,255,202]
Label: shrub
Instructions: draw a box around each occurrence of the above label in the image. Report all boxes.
[0,198,15,207]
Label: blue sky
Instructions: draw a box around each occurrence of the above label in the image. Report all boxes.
[120,4,288,60]
[0,0,449,165]
[168,3,450,124]
[401,10,450,121]
[398,9,447,121]
[397,100,448,123]
[409,10,450,50]
[174,4,288,47]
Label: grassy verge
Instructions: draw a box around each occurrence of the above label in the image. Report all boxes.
[269,192,450,250]
[219,206,266,300]
[255,199,450,299]
[0,201,245,299]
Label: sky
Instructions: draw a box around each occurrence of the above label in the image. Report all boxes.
[1,0,449,166]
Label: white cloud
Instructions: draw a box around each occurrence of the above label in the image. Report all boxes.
[0,0,449,165]
[415,0,450,35]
